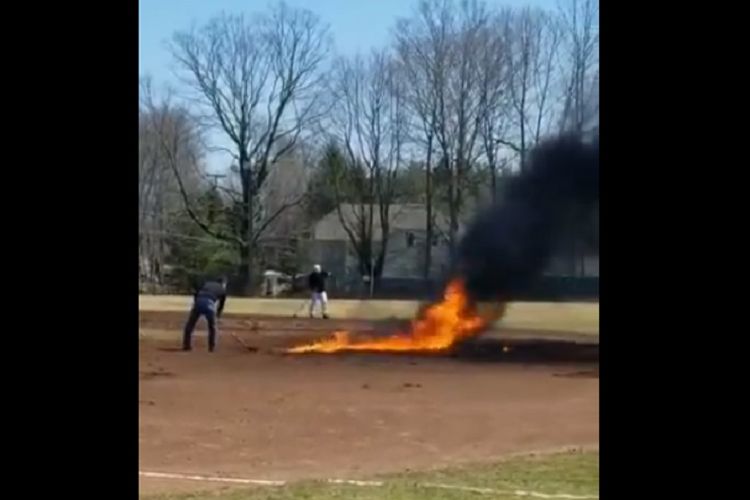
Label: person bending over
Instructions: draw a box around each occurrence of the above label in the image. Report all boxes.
[182,276,227,352]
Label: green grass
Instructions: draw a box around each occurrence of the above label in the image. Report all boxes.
[139,296,599,335]
[142,450,598,500]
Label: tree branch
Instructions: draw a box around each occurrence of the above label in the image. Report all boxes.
[251,194,307,245]
[495,137,522,153]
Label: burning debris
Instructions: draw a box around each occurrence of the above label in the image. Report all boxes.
[286,134,599,355]
[286,279,505,353]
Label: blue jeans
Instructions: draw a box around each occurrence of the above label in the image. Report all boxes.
[182,297,217,351]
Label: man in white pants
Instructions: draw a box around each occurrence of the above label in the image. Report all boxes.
[308,264,330,319]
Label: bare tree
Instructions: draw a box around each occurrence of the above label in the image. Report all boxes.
[555,0,599,275]
[504,8,562,171]
[407,0,489,260]
[393,4,445,278]
[475,9,513,203]
[139,77,206,290]
[169,2,331,292]
[324,49,407,280]
[140,80,223,238]
[254,142,311,273]
[558,0,599,135]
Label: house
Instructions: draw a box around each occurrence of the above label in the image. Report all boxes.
[306,203,453,281]
[304,201,598,294]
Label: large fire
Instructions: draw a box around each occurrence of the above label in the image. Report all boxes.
[286,279,506,354]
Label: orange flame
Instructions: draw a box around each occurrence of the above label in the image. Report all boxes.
[286,279,506,354]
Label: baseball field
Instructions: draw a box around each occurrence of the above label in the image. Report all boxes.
[139,297,599,499]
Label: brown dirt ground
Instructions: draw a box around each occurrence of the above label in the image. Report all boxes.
[139,312,598,495]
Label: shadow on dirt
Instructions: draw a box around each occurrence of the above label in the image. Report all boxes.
[139,370,175,380]
[450,338,598,365]
[156,347,187,353]
[552,368,599,378]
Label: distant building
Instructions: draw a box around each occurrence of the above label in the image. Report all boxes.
[304,202,598,293]
[306,203,453,281]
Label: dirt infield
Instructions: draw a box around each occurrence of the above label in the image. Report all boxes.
[139,312,598,496]
[139,310,599,345]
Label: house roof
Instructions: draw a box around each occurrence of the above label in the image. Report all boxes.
[313,203,451,241]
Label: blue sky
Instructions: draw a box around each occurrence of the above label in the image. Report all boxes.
[139,0,556,171]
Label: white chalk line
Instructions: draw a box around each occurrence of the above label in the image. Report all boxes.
[139,470,598,499]
[420,482,598,498]
[139,471,284,486]
[325,478,385,486]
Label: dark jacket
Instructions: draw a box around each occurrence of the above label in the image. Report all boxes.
[308,271,329,293]
[194,281,227,316]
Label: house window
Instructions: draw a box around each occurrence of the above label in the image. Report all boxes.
[406,232,416,248]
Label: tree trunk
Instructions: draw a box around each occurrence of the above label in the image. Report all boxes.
[448,159,459,263]
[423,135,434,279]
[376,235,388,280]
[519,113,526,172]
[239,156,255,295]
[237,243,253,295]
[489,157,497,204]
[519,64,528,171]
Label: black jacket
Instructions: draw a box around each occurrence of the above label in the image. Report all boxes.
[308,271,329,293]
[194,281,227,316]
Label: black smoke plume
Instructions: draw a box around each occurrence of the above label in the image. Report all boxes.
[458,134,599,302]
